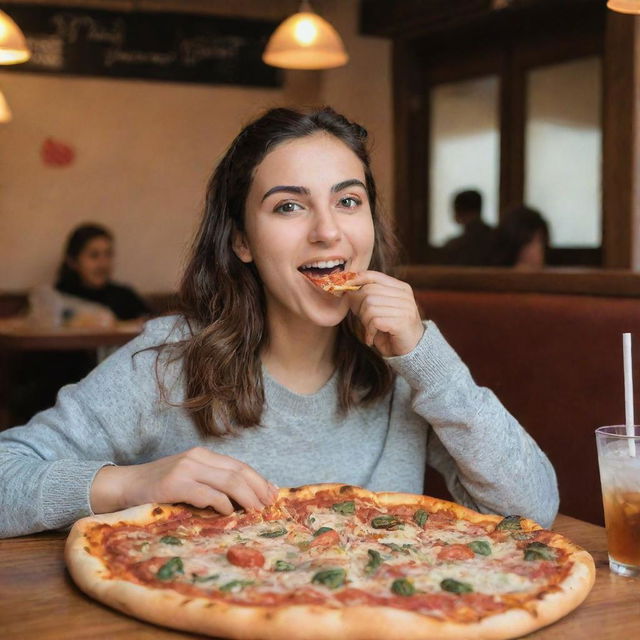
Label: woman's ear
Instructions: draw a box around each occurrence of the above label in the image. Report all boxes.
[232,230,253,263]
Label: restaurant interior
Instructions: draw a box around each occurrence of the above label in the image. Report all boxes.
[1,2,640,637]
[1,0,639,528]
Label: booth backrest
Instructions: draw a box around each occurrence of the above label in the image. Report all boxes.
[414,289,640,525]
[2,289,634,524]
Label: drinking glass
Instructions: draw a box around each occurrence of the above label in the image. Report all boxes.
[595,425,640,577]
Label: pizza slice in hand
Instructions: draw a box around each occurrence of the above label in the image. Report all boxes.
[304,270,361,296]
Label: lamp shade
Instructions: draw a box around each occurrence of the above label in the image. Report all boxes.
[0,91,12,123]
[0,10,31,64]
[607,0,640,14]
[263,8,348,70]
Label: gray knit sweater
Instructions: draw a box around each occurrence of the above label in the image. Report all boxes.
[0,317,559,538]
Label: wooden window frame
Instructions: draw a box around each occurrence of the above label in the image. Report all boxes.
[391,3,605,267]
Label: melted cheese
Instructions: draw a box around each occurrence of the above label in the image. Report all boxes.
[110,503,557,608]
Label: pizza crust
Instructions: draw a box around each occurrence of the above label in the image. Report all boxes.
[65,485,596,640]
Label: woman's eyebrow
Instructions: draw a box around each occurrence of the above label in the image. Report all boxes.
[332,179,366,193]
[261,185,310,201]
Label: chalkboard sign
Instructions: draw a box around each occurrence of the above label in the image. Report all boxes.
[1,4,282,87]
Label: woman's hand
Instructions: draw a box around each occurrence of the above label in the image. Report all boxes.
[91,447,278,515]
[346,271,424,358]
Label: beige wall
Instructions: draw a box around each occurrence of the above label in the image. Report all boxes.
[0,0,392,293]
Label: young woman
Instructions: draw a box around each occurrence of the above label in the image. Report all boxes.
[56,223,150,320]
[0,108,558,538]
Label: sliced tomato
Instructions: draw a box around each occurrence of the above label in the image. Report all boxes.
[437,544,475,561]
[308,529,341,548]
[226,544,265,568]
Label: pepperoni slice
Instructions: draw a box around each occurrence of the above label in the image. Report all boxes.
[226,544,265,568]
[437,544,475,561]
[308,529,340,548]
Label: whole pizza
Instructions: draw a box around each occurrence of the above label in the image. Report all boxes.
[65,484,595,640]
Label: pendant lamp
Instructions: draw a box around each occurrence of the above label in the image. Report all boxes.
[607,0,640,13]
[263,1,348,70]
[0,10,31,64]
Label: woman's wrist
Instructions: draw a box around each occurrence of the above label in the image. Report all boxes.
[90,464,128,514]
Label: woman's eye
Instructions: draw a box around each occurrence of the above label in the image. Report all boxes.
[274,201,303,214]
[339,196,361,209]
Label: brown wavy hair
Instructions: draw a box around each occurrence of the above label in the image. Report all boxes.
[168,106,398,436]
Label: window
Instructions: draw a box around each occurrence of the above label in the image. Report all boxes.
[429,75,500,246]
[525,57,602,249]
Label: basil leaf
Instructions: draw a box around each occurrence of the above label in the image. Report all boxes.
[259,526,287,538]
[511,532,535,541]
[371,515,403,530]
[495,515,522,531]
[156,557,184,580]
[382,543,412,554]
[220,580,254,593]
[441,578,473,594]
[413,509,428,527]
[191,573,219,583]
[332,501,355,515]
[467,540,492,556]
[391,578,415,596]
[274,560,295,572]
[313,526,335,537]
[365,549,382,575]
[159,535,182,545]
[311,568,346,589]
[524,542,557,562]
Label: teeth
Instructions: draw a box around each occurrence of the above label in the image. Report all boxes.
[300,259,345,269]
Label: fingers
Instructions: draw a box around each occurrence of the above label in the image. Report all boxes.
[133,447,278,516]
[192,462,272,513]
[360,306,411,346]
[346,270,409,290]
[188,483,235,514]
[189,447,277,508]
[345,271,424,356]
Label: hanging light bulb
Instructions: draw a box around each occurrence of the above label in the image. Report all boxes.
[0,10,31,64]
[607,0,640,14]
[263,1,348,70]
[0,90,12,123]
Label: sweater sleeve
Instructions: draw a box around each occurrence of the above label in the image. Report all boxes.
[385,321,559,528]
[0,322,171,538]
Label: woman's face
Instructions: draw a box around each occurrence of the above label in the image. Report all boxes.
[234,132,375,328]
[70,235,114,288]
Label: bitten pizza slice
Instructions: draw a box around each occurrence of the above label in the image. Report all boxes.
[304,270,361,296]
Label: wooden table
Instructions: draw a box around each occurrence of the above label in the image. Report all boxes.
[0,318,141,430]
[0,514,637,639]
[0,317,142,351]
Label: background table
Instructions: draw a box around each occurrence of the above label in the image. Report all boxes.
[0,318,141,430]
[0,514,637,639]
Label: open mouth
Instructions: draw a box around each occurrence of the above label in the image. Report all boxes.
[297,259,346,279]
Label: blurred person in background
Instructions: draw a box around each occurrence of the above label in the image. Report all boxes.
[12,224,150,424]
[439,189,495,266]
[56,223,150,321]
[492,206,550,270]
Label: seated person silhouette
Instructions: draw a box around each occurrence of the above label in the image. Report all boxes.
[11,224,150,424]
[440,190,495,266]
[56,223,149,321]
[492,206,549,269]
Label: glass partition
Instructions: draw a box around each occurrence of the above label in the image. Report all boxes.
[428,75,500,246]
[524,57,602,248]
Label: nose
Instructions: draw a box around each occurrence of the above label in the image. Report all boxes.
[308,207,341,245]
